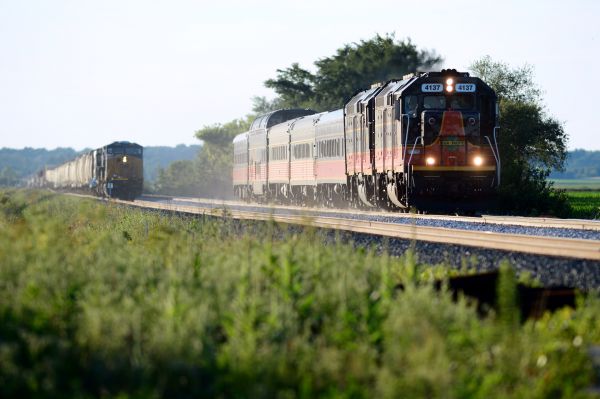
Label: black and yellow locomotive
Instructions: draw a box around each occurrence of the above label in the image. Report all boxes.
[38,141,143,200]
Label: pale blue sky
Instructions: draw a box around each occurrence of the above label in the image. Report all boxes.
[1,0,598,150]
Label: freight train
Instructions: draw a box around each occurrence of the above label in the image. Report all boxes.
[233,69,500,210]
[31,141,143,200]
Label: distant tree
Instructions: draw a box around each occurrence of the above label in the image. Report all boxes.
[250,96,283,115]
[265,63,317,109]
[266,34,442,110]
[191,117,253,198]
[153,160,199,196]
[143,144,201,183]
[550,149,600,179]
[470,56,569,215]
[0,147,79,183]
[0,166,19,186]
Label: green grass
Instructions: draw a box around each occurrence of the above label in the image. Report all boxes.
[1,189,599,398]
[565,190,600,219]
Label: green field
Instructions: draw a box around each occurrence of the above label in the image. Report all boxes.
[565,190,600,219]
[1,190,599,398]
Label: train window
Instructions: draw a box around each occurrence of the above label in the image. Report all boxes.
[404,95,418,114]
[125,148,142,155]
[294,143,313,159]
[423,96,446,110]
[251,117,259,130]
[450,94,475,110]
[268,114,283,127]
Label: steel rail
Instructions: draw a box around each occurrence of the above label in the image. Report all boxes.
[148,195,600,232]
[118,197,600,261]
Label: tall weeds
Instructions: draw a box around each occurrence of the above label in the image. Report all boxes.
[0,189,598,398]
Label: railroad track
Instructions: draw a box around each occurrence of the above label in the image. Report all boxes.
[116,195,600,261]
[156,195,600,231]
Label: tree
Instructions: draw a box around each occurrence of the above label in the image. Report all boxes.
[0,166,19,187]
[192,117,253,198]
[153,160,200,197]
[266,34,442,110]
[264,63,316,109]
[250,96,283,115]
[470,56,569,215]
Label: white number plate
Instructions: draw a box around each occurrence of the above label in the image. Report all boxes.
[456,83,476,92]
[421,83,443,92]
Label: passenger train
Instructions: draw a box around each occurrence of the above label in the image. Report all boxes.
[233,69,500,210]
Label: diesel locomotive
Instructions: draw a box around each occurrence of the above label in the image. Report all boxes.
[32,141,144,200]
[233,69,500,210]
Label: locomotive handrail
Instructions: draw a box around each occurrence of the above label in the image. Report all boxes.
[406,136,423,193]
[483,134,500,185]
[406,136,423,169]
[401,114,411,163]
[493,126,501,185]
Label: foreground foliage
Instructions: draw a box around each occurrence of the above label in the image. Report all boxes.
[0,190,599,398]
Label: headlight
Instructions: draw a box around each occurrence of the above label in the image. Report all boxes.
[426,157,436,166]
[446,78,454,85]
[473,156,483,166]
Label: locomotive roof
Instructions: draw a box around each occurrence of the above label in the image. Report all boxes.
[106,141,143,148]
[232,132,248,143]
[344,69,496,111]
[317,109,343,124]
[345,85,382,115]
[395,69,496,98]
[249,109,316,131]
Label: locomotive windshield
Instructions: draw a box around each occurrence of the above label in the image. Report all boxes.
[422,94,475,110]
[449,94,475,110]
[423,96,446,110]
[404,95,418,114]
[107,146,142,156]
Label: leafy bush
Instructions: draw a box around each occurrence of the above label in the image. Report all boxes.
[0,189,599,398]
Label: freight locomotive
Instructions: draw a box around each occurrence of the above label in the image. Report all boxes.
[31,141,144,200]
[233,69,500,210]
